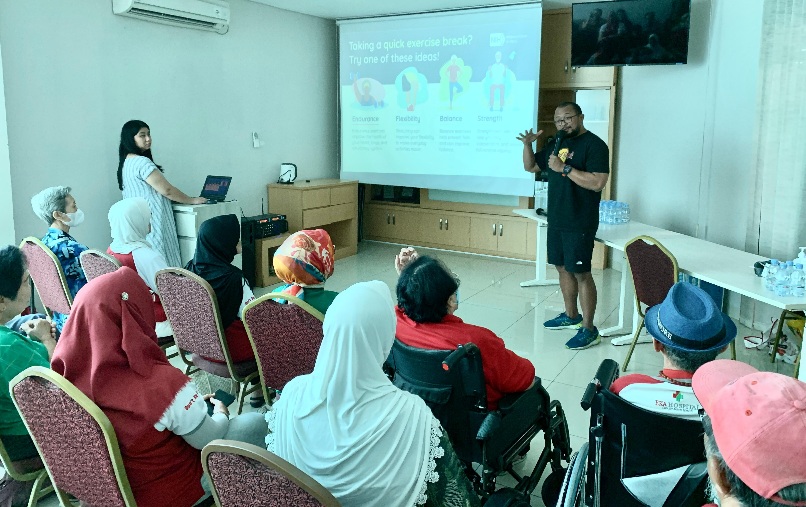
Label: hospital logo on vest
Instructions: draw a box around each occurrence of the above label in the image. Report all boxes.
[672,391,684,403]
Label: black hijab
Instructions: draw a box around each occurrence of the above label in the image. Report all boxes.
[185,214,245,328]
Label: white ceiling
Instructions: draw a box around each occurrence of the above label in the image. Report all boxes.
[248,0,591,20]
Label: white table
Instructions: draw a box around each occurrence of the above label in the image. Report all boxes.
[514,209,806,338]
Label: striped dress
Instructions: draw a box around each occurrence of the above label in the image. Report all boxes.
[121,156,182,267]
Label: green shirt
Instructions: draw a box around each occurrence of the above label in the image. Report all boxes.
[302,288,339,316]
[0,326,50,436]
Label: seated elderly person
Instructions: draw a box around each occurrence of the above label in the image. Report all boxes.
[694,360,806,507]
[0,246,57,503]
[394,248,535,410]
[30,186,89,331]
[609,283,734,420]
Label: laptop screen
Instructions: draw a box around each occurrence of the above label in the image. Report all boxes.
[200,176,232,201]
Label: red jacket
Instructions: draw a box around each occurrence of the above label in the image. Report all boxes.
[395,307,535,409]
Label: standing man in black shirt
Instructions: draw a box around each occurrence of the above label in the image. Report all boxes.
[517,102,610,350]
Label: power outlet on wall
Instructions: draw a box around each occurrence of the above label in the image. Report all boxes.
[252,131,260,148]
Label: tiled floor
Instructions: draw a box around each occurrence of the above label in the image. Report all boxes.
[36,240,797,507]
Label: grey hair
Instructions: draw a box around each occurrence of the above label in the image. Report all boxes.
[663,345,720,373]
[31,186,71,225]
[703,415,806,506]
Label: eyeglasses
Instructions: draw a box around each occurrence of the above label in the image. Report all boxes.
[553,114,579,126]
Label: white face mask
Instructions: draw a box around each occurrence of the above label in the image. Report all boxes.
[62,209,85,227]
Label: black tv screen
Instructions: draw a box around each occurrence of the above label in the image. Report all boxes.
[571,0,691,67]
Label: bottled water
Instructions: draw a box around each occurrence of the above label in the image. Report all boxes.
[622,202,631,223]
[774,260,791,297]
[765,259,779,291]
[792,263,805,298]
[599,201,631,224]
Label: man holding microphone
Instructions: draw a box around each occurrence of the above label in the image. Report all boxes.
[517,102,610,350]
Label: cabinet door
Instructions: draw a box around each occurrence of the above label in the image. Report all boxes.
[390,209,421,243]
[540,11,572,88]
[470,216,500,253]
[496,218,528,256]
[365,205,393,239]
[437,213,471,248]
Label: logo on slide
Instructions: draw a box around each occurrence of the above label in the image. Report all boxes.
[489,33,505,46]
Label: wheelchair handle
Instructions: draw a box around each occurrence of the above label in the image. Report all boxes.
[580,359,620,410]
[442,343,480,371]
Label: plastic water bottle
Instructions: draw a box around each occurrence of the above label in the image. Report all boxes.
[607,201,616,224]
[622,202,631,223]
[765,259,779,291]
[599,201,605,223]
[792,263,805,298]
[775,261,791,297]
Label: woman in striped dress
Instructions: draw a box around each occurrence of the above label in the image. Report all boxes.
[117,120,207,267]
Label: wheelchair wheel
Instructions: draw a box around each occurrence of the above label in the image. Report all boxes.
[556,442,588,507]
[540,466,566,507]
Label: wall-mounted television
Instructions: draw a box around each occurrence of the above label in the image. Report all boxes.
[571,0,691,67]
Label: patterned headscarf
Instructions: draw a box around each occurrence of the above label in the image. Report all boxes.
[272,230,334,300]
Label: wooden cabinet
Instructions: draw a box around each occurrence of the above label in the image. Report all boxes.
[540,9,615,89]
[365,205,420,243]
[419,211,470,249]
[470,216,528,257]
[268,179,358,259]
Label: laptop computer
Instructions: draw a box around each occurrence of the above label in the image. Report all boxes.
[200,175,232,202]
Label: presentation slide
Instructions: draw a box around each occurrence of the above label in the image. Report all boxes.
[338,5,542,196]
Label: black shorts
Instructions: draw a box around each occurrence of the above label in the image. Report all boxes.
[547,228,596,273]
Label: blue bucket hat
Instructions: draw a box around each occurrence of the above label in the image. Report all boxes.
[645,282,737,353]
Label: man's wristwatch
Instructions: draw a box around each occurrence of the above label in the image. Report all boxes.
[562,164,573,177]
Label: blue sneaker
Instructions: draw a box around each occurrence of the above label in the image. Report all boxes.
[565,327,601,350]
[543,312,583,330]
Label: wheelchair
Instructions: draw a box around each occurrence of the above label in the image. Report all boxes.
[384,339,572,501]
[557,359,709,507]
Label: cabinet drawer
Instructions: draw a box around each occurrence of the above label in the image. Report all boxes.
[174,213,197,237]
[330,185,355,205]
[302,189,331,209]
[303,203,353,228]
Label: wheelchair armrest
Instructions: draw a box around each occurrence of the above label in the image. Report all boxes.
[476,412,502,441]
[581,359,619,411]
[476,380,544,442]
[496,378,542,415]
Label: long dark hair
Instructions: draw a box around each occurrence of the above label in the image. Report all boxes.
[0,245,27,300]
[117,119,163,191]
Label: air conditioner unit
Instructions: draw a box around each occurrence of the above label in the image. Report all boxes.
[112,0,230,34]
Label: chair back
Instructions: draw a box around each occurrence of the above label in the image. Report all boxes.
[79,249,122,282]
[242,294,324,399]
[19,237,72,318]
[155,268,229,363]
[385,339,488,463]
[10,366,136,507]
[202,440,340,507]
[584,360,707,507]
[625,236,679,316]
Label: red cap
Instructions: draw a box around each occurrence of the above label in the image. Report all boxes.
[693,360,806,505]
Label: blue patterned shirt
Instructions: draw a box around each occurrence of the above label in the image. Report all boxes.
[41,228,88,331]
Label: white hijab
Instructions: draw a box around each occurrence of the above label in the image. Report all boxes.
[108,197,152,254]
[267,281,440,507]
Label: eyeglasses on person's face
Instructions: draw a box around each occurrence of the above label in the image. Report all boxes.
[553,114,579,126]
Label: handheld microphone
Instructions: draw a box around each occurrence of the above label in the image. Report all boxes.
[552,130,566,156]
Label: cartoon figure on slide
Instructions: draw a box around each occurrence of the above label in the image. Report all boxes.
[483,51,516,112]
[351,73,386,108]
[439,55,472,110]
[395,67,428,111]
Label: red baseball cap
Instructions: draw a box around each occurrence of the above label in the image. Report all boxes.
[692,360,806,505]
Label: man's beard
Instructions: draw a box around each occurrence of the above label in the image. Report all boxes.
[706,478,721,506]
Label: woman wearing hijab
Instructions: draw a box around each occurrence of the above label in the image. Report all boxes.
[107,197,172,337]
[186,214,254,363]
[271,229,338,315]
[52,268,267,507]
[266,281,480,507]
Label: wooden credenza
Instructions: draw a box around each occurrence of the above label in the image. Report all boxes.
[267,179,358,259]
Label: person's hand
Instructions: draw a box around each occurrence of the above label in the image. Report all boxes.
[516,128,543,145]
[190,197,209,205]
[204,393,230,417]
[395,247,419,274]
[548,154,565,173]
[22,319,56,343]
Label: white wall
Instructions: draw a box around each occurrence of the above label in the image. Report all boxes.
[0,0,337,251]
[0,42,13,246]
[614,0,763,248]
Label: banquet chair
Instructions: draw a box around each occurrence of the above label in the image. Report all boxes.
[242,294,324,403]
[0,437,53,507]
[18,237,72,322]
[78,249,121,282]
[9,366,136,507]
[622,236,679,372]
[202,440,340,507]
[155,268,259,414]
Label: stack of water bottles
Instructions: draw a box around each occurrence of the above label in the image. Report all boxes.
[599,200,631,224]
[761,247,806,297]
